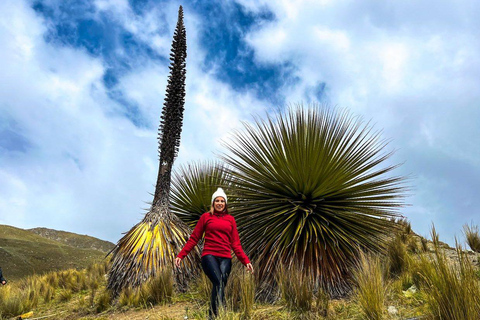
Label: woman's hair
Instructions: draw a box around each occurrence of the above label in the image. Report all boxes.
[209,198,229,214]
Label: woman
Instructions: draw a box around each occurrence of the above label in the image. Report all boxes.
[175,188,253,318]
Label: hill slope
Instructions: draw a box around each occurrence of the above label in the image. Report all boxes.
[0,225,114,280]
[28,227,114,253]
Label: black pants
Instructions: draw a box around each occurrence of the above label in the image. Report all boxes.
[201,254,232,318]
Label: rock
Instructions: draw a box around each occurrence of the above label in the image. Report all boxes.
[388,305,398,315]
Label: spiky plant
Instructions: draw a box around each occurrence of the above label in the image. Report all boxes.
[171,161,231,228]
[107,6,199,296]
[221,105,407,296]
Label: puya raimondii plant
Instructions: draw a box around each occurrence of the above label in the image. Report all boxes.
[107,6,200,297]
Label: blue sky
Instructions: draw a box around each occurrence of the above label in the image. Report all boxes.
[1,0,479,246]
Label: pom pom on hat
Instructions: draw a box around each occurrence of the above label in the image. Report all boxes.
[211,188,228,204]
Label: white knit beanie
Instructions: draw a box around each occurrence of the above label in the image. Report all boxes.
[211,187,228,204]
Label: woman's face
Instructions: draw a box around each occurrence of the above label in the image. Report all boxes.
[213,197,226,212]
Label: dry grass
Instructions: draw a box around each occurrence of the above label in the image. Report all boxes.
[1,228,480,320]
[386,235,409,277]
[225,262,255,318]
[277,264,314,313]
[117,268,174,308]
[414,227,480,319]
[352,252,386,320]
[464,223,480,253]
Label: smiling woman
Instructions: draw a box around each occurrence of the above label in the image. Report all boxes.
[175,187,254,319]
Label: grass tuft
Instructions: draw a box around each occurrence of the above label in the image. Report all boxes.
[95,289,112,313]
[414,226,480,319]
[353,252,386,320]
[277,264,314,313]
[386,235,409,277]
[225,262,256,318]
[464,223,480,253]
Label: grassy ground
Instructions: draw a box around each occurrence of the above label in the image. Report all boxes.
[0,225,112,280]
[1,225,479,320]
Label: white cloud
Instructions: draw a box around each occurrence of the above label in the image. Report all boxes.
[2,0,478,247]
[239,0,480,243]
[0,0,269,242]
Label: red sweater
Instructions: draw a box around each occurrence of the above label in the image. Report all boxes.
[177,211,250,265]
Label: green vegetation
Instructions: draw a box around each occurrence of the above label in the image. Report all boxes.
[171,161,231,228]
[352,253,385,320]
[28,227,114,252]
[0,225,112,280]
[463,223,480,253]
[222,106,407,297]
[277,264,314,313]
[413,227,480,319]
[0,231,479,320]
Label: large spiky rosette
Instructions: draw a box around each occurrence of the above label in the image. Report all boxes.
[107,208,199,296]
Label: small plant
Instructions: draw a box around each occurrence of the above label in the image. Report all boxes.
[225,262,255,318]
[416,226,480,319]
[315,287,330,317]
[397,218,412,243]
[406,237,419,254]
[386,235,409,277]
[45,272,59,288]
[43,284,55,303]
[195,271,212,303]
[463,223,480,253]
[353,252,386,320]
[277,264,314,313]
[420,236,429,252]
[0,286,17,318]
[118,287,140,307]
[58,289,73,302]
[95,289,112,313]
[140,268,174,305]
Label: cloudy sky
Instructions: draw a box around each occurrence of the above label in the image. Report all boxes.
[1,0,479,245]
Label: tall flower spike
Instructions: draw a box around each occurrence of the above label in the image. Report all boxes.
[107,6,199,297]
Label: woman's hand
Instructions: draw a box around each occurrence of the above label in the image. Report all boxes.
[245,263,254,274]
[175,257,182,268]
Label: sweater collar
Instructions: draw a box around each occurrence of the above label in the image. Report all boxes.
[213,209,227,217]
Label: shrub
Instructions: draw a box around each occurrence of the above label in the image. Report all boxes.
[195,271,212,303]
[0,285,39,318]
[420,237,429,252]
[140,268,174,305]
[464,223,480,253]
[386,235,409,277]
[416,227,480,319]
[118,268,173,308]
[45,272,59,288]
[95,289,112,313]
[277,264,314,313]
[225,262,255,318]
[315,287,330,317]
[58,289,73,302]
[353,252,386,320]
[221,106,407,297]
[406,237,419,254]
[118,287,140,307]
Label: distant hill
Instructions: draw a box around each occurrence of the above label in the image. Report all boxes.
[0,225,115,280]
[28,227,114,253]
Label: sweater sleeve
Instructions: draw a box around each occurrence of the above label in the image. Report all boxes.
[230,217,250,265]
[177,214,206,259]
